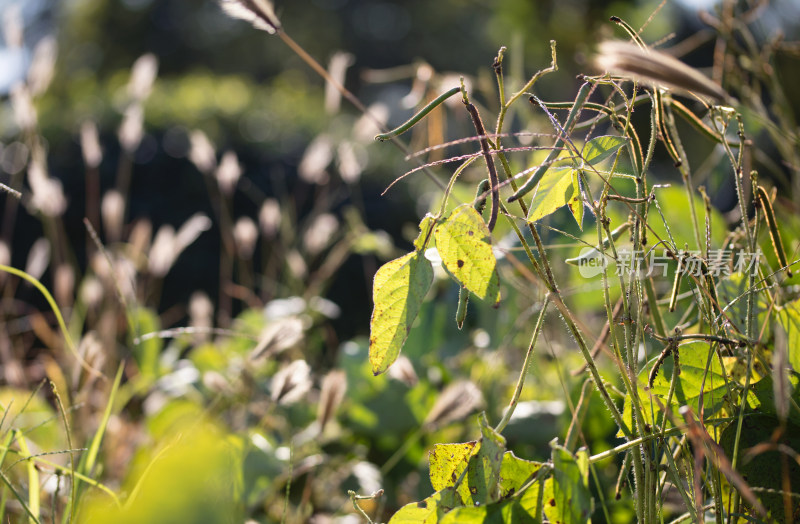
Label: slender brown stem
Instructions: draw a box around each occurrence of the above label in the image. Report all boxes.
[464,102,500,231]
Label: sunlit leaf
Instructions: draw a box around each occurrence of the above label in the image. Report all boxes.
[434,204,500,304]
[650,342,730,411]
[429,441,478,502]
[567,170,584,230]
[369,251,433,375]
[388,487,458,524]
[619,341,731,437]
[467,413,506,505]
[581,135,627,165]
[526,167,575,224]
[542,446,592,524]
[498,452,544,499]
[717,273,770,338]
[439,498,540,524]
[414,214,436,251]
[428,413,506,506]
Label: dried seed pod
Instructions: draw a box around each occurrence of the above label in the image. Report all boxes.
[756,185,792,277]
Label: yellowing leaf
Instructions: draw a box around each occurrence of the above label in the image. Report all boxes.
[369,251,433,375]
[468,413,506,504]
[429,441,478,503]
[389,487,458,524]
[567,170,584,230]
[428,414,505,506]
[526,167,576,224]
[434,205,500,304]
[414,214,435,251]
[498,452,544,498]
[543,447,592,524]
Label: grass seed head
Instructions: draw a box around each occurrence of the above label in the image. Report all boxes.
[595,40,729,103]
[219,0,281,34]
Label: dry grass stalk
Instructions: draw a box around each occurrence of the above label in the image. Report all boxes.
[219,0,281,34]
[325,51,354,114]
[387,356,418,387]
[80,121,103,169]
[101,190,125,242]
[595,40,730,103]
[270,359,312,405]
[3,5,22,48]
[258,198,281,237]
[28,155,67,217]
[189,291,214,344]
[10,84,37,132]
[234,217,258,259]
[337,141,366,183]
[118,104,144,153]
[27,36,57,96]
[128,53,159,102]
[423,380,484,430]
[298,134,333,184]
[250,316,305,360]
[303,213,339,256]
[188,130,217,174]
[316,369,347,434]
[54,264,75,309]
[215,150,242,196]
[25,238,50,280]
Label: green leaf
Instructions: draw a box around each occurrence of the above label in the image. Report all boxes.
[131,307,163,384]
[434,204,500,304]
[581,135,627,165]
[526,167,575,224]
[542,446,592,524]
[720,414,800,521]
[567,170,584,230]
[717,273,770,337]
[435,450,544,524]
[498,452,543,499]
[651,342,730,412]
[747,373,800,427]
[389,487,458,524]
[467,413,506,505]
[619,341,731,437]
[369,251,433,375]
[777,299,800,371]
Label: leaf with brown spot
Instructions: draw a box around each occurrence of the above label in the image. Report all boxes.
[434,204,500,304]
[369,251,433,375]
[542,446,592,524]
[388,487,458,524]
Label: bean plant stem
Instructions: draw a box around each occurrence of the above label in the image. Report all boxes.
[495,298,549,433]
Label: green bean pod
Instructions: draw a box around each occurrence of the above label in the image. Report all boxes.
[756,184,793,277]
[374,86,461,142]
